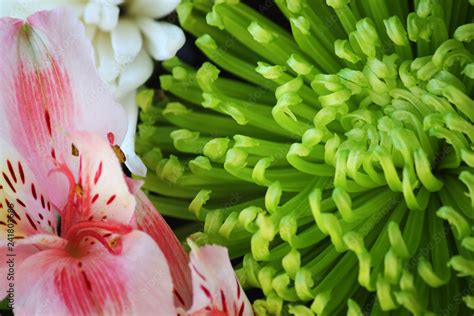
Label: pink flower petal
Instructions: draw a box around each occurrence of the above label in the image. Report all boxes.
[188,245,253,316]
[0,244,38,295]
[66,132,136,227]
[135,190,193,309]
[0,9,127,206]
[15,230,176,315]
[125,177,144,195]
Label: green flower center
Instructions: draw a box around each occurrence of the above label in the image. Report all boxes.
[136,0,474,314]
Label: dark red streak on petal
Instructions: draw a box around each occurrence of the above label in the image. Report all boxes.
[94,162,102,185]
[31,183,37,200]
[106,195,116,205]
[17,161,25,184]
[81,270,92,291]
[236,278,241,299]
[238,303,245,316]
[200,285,211,299]
[51,148,56,160]
[11,208,21,220]
[2,172,16,193]
[91,194,99,204]
[16,198,26,208]
[220,290,228,314]
[44,110,52,136]
[40,195,45,209]
[7,160,17,183]
[174,289,185,306]
[25,213,37,230]
[192,264,207,282]
[38,213,44,220]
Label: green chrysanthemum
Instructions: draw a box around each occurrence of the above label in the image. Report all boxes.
[136,0,474,314]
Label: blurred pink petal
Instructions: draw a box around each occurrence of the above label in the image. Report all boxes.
[135,190,193,309]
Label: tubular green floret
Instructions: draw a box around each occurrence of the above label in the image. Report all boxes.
[256,62,286,80]
[170,129,206,154]
[459,171,474,208]
[137,0,474,314]
[248,22,278,44]
[384,15,409,47]
[347,299,363,316]
[417,256,449,287]
[436,206,471,240]
[203,137,230,161]
[156,155,184,183]
[189,189,212,218]
[286,0,305,14]
[335,39,362,64]
[448,256,474,277]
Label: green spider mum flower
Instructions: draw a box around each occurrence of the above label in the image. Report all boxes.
[136,0,474,314]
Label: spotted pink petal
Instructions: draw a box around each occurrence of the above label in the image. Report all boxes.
[134,190,193,309]
[65,132,136,228]
[0,9,127,207]
[188,245,253,316]
[14,230,176,315]
[0,139,58,239]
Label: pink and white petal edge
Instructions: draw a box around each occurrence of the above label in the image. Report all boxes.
[188,245,253,316]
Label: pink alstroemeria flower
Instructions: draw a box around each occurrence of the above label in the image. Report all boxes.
[0,8,253,316]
